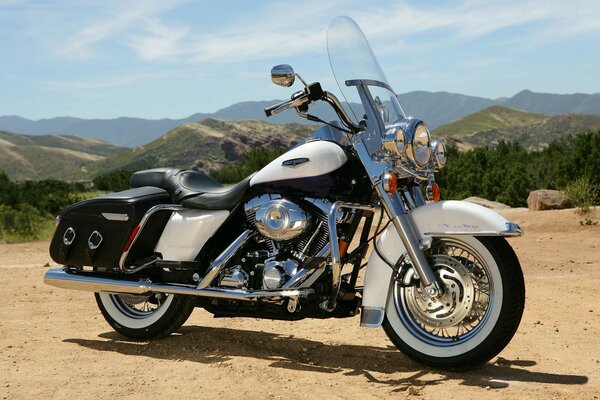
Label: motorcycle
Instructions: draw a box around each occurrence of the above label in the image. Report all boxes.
[44,16,525,369]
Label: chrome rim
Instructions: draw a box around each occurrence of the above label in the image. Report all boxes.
[109,293,169,319]
[394,238,493,346]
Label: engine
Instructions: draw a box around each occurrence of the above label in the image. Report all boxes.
[217,194,350,291]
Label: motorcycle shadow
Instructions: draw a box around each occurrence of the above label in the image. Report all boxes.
[64,325,588,392]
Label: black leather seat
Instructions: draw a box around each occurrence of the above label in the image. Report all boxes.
[130,168,223,201]
[129,167,181,190]
[181,173,255,210]
[130,167,253,210]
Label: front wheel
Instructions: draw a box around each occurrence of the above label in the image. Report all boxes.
[95,292,195,340]
[383,236,525,369]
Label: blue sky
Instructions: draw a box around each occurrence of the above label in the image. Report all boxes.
[1,0,599,119]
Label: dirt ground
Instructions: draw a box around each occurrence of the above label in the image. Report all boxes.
[1,208,599,399]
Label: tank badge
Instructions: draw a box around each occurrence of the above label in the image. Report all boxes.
[282,157,310,168]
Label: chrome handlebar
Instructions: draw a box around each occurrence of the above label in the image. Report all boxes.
[264,90,309,117]
[264,83,361,133]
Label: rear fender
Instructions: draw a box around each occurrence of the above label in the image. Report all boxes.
[360,200,521,327]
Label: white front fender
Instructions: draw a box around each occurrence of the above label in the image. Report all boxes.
[360,200,521,327]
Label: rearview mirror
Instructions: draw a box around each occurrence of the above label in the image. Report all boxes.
[271,64,295,87]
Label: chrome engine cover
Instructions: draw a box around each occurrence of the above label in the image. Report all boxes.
[263,259,299,289]
[254,199,309,241]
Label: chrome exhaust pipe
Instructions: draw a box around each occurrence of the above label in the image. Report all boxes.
[44,267,311,301]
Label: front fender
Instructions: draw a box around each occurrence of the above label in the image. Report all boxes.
[360,200,521,327]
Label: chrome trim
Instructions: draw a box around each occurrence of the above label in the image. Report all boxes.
[119,204,184,270]
[44,267,313,301]
[63,227,76,246]
[322,201,379,311]
[284,242,331,289]
[197,229,255,289]
[360,306,385,328]
[254,199,309,240]
[424,222,523,237]
[102,213,130,222]
[87,231,103,250]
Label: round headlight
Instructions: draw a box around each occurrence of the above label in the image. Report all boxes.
[409,122,431,168]
[382,127,406,159]
[431,139,447,169]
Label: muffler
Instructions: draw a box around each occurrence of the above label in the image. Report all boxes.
[44,267,311,301]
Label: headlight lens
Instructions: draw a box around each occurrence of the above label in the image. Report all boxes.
[431,139,447,169]
[409,122,431,168]
[382,127,405,159]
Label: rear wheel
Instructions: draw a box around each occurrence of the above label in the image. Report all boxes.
[383,236,525,369]
[95,292,195,340]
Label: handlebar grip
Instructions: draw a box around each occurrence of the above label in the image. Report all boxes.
[264,99,291,117]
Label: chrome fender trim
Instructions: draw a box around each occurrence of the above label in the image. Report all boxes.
[360,200,522,327]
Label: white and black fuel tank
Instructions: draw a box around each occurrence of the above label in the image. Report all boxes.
[250,141,348,185]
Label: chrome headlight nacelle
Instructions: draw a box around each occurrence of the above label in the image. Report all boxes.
[430,138,447,169]
[381,118,447,174]
[410,122,432,168]
[382,118,435,169]
[382,126,406,159]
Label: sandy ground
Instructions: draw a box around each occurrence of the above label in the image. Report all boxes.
[1,208,599,399]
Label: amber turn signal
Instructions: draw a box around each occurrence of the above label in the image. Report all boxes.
[382,171,398,193]
[432,182,440,202]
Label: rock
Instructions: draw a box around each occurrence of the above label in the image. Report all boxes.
[463,196,510,209]
[527,189,574,210]
[407,386,421,396]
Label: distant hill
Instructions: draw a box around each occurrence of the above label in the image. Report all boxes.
[1,90,597,147]
[431,106,547,137]
[433,106,600,150]
[503,90,600,115]
[0,131,125,180]
[87,119,315,175]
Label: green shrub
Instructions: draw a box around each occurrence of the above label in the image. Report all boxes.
[564,176,598,214]
[92,169,133,192]
[0,204,53,243]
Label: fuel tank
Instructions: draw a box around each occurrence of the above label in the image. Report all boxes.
[250,140,348,186]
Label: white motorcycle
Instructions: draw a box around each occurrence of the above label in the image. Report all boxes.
[45,16,525,369]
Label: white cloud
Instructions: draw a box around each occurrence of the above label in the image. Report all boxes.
[9,0,600,65]
[128,19,189,61]
[122,0,600,65]
[53,0,185,59]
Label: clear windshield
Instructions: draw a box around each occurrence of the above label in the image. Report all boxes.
[327,16,405,127]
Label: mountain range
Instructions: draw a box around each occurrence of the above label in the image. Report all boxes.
[1,90,598,147]
[2,104,600,181]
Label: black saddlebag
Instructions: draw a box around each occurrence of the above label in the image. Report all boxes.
[49,187,171,269]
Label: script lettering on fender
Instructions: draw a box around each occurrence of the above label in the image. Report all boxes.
[282,157,310,168]
[441,223,479,229]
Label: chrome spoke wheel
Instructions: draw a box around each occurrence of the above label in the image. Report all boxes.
[395,238,493,346]
[383,236,525,368]
[110,293,168,319]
